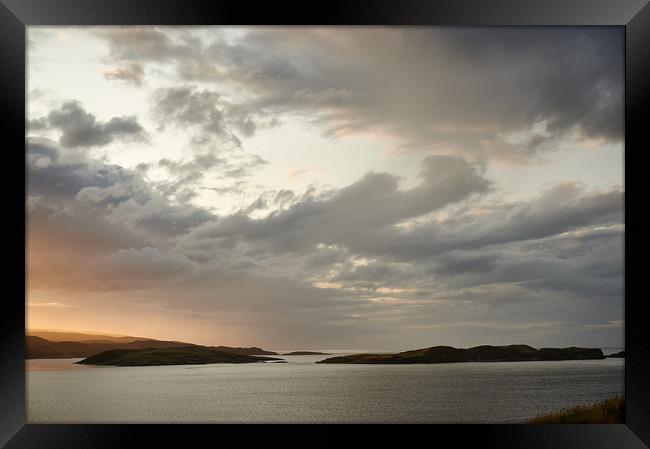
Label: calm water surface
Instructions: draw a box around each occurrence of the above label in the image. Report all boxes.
[27,352,624,423]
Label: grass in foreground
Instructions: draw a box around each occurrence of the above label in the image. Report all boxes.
[529,396,624,424]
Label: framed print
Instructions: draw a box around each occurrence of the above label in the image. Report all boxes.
[1,0,649,447]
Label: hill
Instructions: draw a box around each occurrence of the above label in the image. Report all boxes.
[26,335,279,359]
[76,347,282,366]
[212,346,278,356]
[26,336,195,359]
[27,330,146,343]
[317,345,605,364]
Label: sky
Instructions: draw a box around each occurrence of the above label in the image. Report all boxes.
[26,26,624,351]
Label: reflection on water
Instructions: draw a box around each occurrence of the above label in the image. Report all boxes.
[26,358,90,371]
[27,353,624,424]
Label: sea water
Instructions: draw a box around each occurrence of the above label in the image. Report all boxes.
[26,352,624,423]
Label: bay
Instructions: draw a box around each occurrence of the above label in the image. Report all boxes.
[27,352,624,423]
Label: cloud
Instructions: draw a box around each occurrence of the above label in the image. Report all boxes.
[150,86,267,147]
[26,27,624,349]
[92,247,200,286]
[29,302,72,308]
[103,61,144,86]
[27,139,623,348]
[26,138,219,298]
[97,27,623,162]
[28,140,141,199]
[184,154,490,253]
[99,26,192,64]
[347,182,623,262]
[152,150,267,204]
[31,101,148,148]
[27,139,213,240]
[177,161,621,302]
[172,171,622,344]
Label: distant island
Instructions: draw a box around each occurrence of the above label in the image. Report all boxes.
[26,330,147,343]
[26,331,278,359]
[282,351,330,355]
[28,330,614,367]
[76,347,283,366]
[317,345,605,364]
[27,335,194,359]
[211,346,278,356]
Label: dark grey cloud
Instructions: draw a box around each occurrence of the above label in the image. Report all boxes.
[150,86,271,147]
[173,177,621,345]
[432,252,502,276]
[520,231,623,297]
[154,153,225,201]
[153,149,267,204]
[355,182,623,261]
[98,27,622,162]
[27,139,213,240]
[332,262,416,290]
[28,195,145,256]
[28,140,140,200]
[184,154,490,253]
[27,117,49,132]
[521,226,622,259]
[315,224,622,349]
[173,168,622,346]
[26,138,218,297]
[31,101,148,148]
[404,28,623,140]
[98,27,228,85]
[426,230,623,301]
[152,87,224,133]
[182,164,621,273]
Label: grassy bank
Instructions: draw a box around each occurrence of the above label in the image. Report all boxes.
[529,396,624,424]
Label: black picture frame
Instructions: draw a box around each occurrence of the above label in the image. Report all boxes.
[1,0,649,447]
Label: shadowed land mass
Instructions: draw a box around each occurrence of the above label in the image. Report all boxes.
[317,345,605,364]
[26,331,279,359]
[76,346,283,366]
[27,329,147,343]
